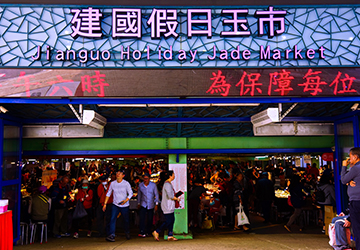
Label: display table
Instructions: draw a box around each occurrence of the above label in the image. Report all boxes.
[0,210,13,250]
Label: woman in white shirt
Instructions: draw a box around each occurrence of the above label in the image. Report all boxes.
[152,170,180,241]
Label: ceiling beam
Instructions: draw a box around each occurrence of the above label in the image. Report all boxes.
[1,96,360,105]
[21,116,334,124]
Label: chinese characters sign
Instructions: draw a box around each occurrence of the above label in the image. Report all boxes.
[207,69,359,97]
[69,6,285,39]
[0,5,360,68]
[0,68,359,98]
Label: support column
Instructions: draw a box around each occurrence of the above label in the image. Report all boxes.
[168,154,193,239]
[0,119,3,184]
[334,122,344,214]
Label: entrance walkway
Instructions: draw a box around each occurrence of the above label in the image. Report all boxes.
[14,228,331,250]
[15,214,332,250]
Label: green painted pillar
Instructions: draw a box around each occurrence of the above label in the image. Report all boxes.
[168,154,193,239]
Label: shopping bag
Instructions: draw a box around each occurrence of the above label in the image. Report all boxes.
[328,223,336,247]
[73,200,88,219]
[237,204,249,226]
[329,219,352,249]
[201,216,213,229]
[287,196,293,207]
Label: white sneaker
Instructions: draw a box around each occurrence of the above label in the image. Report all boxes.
[73,232,79,239]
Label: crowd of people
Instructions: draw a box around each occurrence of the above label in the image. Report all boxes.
[187,160,335,232]
[20,157,336,243]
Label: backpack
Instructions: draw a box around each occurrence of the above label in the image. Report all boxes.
[315,188,326,202]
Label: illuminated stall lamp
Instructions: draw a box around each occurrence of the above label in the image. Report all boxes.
[254,155,269,160]
[98,103,260,108]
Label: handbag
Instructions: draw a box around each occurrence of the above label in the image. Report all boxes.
[287,196,293,207]
[175,200,180,208]
[73,200,88,219]
[201,216,213,229]
[237,204,249,226]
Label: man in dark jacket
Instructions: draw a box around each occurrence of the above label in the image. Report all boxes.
[341,147,360,250]
[256,172,275,223]
[51,176,70,238]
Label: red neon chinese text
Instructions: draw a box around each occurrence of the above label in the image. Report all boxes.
[14,71,40,97]
[47,75,74,96]
[299,69,327,96]
[236,72,262,96]
[329,72,357,95]
[268,69,294,96]
[207,70,231,97]
[81,71,109,97]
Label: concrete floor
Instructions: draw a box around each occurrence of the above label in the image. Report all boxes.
[15,214,333,250]
[14,232,332,250]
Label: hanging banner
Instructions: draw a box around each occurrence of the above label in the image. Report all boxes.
[304,155,312,164]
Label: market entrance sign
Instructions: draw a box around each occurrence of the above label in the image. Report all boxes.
[0,68,359,97]
[0,5,359,68]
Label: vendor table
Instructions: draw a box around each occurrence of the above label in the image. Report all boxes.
[0,210,13,250]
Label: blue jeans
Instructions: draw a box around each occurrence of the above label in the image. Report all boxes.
[109,204,130,237]
[156,213,175,236]
[139,206,154,235]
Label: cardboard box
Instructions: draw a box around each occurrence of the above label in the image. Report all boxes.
[324,205,337,235]
[0,199,9,213]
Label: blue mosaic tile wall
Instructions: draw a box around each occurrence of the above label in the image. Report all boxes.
[0,5,359,68]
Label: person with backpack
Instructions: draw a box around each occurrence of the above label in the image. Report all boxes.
[29,185,51,223]
[316,174,336,233]
[284,175,308,232]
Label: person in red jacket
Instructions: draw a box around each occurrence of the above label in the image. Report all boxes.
[73,179,93,239]
[97,175,113,237]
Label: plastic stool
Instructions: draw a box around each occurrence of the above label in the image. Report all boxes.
[20,222,29,245]
[30,221,47,244]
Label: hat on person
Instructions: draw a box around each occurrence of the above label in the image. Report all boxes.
[116,167,126,174]
[82,179,89,184]
[38,185,47,194]
[144,173,151,178]
[99,175,108,181]
[262,172,268,176]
